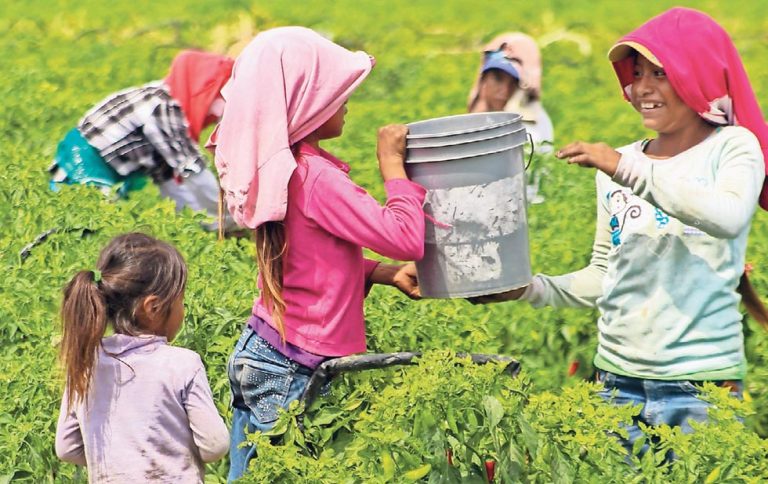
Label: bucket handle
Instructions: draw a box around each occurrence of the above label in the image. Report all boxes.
[525,132,535,171]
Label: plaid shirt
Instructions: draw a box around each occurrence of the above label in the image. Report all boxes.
[77,81,207,182]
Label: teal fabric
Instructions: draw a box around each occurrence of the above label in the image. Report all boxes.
[52,128,147,197]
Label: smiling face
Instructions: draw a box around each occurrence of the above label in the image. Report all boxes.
[630,54,702,135]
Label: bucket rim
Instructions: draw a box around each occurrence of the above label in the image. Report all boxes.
[406,126,526,149]
[405,140,527,164]
[406,113,522,140]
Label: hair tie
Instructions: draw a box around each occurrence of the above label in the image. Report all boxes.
[92,270,102,283]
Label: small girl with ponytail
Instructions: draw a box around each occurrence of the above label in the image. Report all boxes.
[55,233,229,483]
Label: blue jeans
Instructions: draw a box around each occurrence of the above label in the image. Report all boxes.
[227,325,313,482]
[595,369,742,457]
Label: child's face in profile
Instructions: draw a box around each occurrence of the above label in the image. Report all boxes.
[630,54,700,134]
[315,102,348,140]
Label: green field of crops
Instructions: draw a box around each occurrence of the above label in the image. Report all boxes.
[5,0,768,482]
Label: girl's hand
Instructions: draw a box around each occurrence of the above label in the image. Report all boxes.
[467,286,528,304]
[377,124,408,181]
[556,142,621,177]
[391,262,420,299]
[369,262,421,299]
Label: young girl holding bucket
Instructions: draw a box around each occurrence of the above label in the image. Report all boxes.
[208,27,425,479]
[474,7,768,453]
[55,233,229,481]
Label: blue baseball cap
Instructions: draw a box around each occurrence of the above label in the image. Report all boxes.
[482,49,520,80]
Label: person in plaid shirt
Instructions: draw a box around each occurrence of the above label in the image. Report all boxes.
[50,50,236,232]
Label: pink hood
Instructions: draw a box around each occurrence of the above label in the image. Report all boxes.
[207,27,374,229]
[608,7,768,210]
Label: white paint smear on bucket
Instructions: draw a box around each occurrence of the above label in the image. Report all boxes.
[423,173,525,244]
[443,241,502,283]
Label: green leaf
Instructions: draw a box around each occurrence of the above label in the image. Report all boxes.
[482,396,504,429]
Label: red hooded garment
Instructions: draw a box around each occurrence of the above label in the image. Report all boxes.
[608,7,768,209]
[165,50,234,142]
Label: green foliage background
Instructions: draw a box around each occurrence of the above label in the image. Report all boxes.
[3,0,768,481]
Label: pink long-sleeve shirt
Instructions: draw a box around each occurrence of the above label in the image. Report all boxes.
[253,142,426,356]
[55,334,229,483]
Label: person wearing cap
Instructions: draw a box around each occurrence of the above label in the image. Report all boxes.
[467,33,554,148]
[468,7,768,457]
[49,50,237,232]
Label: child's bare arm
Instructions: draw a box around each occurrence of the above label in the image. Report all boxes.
[368,262,420,299]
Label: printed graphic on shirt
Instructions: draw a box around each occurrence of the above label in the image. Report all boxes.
[654,208,670,229]
[607,189,643,247]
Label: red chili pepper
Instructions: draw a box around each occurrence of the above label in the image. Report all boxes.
[567,360,580,376]
[485,459,496,482]
[446,448,453,466]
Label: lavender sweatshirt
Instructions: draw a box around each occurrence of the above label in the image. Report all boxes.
[55,334,229,483]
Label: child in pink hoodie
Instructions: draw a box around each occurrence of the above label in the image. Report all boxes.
[208,27,426,480]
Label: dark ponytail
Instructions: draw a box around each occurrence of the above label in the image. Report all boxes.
[738,271,768,331]
[60,270,108,410]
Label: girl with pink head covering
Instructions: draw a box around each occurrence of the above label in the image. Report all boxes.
[472,8,768,457]
[208,27,425,480]
[467,32,554,147]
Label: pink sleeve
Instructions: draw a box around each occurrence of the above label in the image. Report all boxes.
[364,258,380,281]
[55,393,87,466]
[363,258,380,296]
[307,172,426,261]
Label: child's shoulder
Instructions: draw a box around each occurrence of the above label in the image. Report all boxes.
[155,344,205,371]
[716,125,760,146]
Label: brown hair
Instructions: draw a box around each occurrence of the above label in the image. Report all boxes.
[255,221,288,341]
[738,272,768,331]
[59,233,187,409]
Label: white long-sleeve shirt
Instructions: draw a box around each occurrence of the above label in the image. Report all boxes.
[55,334,229,483]
[523,126,763,380]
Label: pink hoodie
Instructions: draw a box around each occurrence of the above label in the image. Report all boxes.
[208,27,426,355]
[209,26,374,229]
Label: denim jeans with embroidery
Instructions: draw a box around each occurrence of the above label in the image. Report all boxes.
[595,369,742,458]
[227,325,313,482]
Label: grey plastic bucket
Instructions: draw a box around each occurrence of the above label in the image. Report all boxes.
[405,112,532,298]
